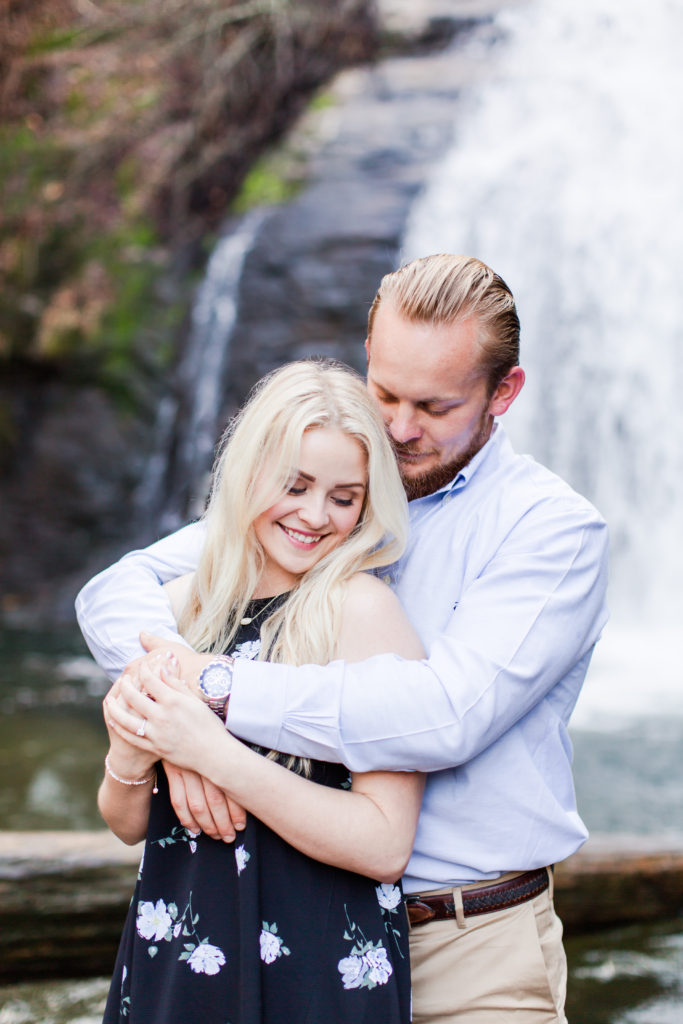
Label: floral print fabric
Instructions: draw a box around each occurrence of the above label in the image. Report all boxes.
[102,600,410,1024]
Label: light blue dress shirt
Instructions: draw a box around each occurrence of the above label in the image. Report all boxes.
[76,425,609,892]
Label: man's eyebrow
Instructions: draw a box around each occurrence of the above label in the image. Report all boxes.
[373,380,456,405]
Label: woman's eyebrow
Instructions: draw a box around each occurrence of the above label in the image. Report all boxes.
[296,470,365,489]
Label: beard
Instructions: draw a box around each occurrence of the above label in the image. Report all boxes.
[394,415,493,502]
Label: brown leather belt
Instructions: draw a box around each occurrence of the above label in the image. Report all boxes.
[405,867,550,927]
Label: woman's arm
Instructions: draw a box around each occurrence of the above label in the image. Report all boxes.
[97,678,159,845]
[108,665,423,881]
[106,578,426,880]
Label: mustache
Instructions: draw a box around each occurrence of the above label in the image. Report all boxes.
[391,440,436,458]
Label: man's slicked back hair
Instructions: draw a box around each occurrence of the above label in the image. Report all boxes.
[367,254,521,394]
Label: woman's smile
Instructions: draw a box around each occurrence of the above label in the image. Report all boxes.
[253,426,368,593]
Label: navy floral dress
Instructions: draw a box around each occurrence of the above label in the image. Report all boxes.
[103,598,411,1024]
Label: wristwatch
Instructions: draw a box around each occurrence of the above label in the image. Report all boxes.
[198,655,234,721]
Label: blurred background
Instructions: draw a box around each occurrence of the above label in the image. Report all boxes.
[1,0,682,1020]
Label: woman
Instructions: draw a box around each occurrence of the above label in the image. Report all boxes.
[100,360,425,1024]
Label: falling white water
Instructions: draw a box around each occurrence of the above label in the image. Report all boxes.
[177,208,270,485]
[137,207,269,533]
[402,0,683,726]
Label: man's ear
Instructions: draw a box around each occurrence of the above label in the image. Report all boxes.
[488,366,525,417]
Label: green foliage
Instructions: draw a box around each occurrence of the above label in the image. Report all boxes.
[0,126,69,218]
[231,157,299,213]
[308,89,336,111]
[1,0,375,400]
[25,26,90,56]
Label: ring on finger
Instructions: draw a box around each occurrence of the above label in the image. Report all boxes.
[136,718,148,738]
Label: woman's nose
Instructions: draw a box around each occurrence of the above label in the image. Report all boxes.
[297,494,329,529]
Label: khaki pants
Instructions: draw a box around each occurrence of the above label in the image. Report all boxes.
[408,870,568,1023]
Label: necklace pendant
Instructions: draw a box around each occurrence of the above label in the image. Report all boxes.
[240,616,253,625]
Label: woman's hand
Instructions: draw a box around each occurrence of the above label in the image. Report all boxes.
[102,675,157,782]
[105,655,232,780]
[109,644,249,842]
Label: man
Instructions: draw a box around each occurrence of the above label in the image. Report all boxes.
[77,253,609,1022]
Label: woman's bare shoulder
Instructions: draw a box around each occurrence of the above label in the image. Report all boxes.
[341,571,399,610]
[337,573,425,662]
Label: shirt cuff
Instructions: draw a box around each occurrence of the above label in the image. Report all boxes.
[227,658,288,751]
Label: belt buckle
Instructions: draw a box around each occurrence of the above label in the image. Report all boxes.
[406,899,437,926]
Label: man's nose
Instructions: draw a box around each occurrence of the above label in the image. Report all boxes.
[387,404,422,444]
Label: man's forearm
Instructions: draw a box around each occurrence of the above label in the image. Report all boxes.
[75,522,206,679]
[228,513,610,772]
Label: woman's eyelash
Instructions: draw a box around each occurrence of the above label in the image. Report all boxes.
[288,487,355,506]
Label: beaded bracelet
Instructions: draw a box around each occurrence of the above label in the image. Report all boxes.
[105,753,158,793]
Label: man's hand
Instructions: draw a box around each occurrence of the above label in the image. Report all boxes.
[138,631,209,690]
[118,632,212,699]
[164,763,247,841]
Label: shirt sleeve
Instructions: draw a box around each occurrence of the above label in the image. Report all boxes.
[75,521,206,679]
[227,501,609,772]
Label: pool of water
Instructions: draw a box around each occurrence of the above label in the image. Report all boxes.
[0,627,108,831]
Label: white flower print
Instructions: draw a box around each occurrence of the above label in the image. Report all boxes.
[375,883,402,910]
[338,905,395,990]
[338,953,367,989]
[187,942,226,975]
[233,638,261,660]
[136,899,172,942]
[189,840,197,854]
[235,844,250,875]
[260,931,281,964]
[259,922,290,963]
[365,946,393,985]
[337,948,393,990]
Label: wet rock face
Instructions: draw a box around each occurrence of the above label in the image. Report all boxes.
[214,5,504,411]
[164,30,496,514]
[0,373,148,620]
[2,2,503,624]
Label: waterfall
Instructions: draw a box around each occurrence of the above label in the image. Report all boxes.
[402,0,683,724]
[136,208,269,534]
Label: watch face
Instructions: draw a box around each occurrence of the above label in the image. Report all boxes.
[199,662,232,700]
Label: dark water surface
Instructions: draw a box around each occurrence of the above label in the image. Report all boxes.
[0,627,108,831]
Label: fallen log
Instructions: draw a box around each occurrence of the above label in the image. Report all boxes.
[554,832,683,932]
[1,831,682,982]
[0,831,142,983]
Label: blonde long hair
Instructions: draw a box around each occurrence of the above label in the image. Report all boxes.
[177,360,407,668]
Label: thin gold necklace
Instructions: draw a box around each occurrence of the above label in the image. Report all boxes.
[240,592,288,626]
